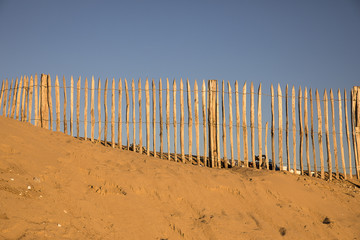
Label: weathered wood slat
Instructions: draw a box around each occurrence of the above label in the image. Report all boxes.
[16,77,22,120]
[304,87,310,174]
[310,89,317,177]
[166,78,170,160]
[47,76,52,130]
[152,79,156,157]
[180,79,185,163]
[0,80,4,114]
[216,83,221,168]
[33,76,37,124]
[202,80,207,166]
[138,79,142,153]
[4,79,10,117]
[25,77,30,122]
[222,80,227,168]
[70,76,74,136]
[344,90,352,178]
[298,87,304,175]
[132,79,136,151]
[159,78,163,158]
[356,90,360,179]
[40,75,48,128]
[351,89,358,177]
[77,77,81,138]
[10,78,18,119]
[28,76,33,123]
[324,90,332,180]
[194,80,200,165]
[285,85,290,171]
[84,77,88,140]
[55,76,60,131]
[125,79,130,149]
[21,78,26,121]
[292,86,296,173]
[278,84,283,170]
[208,80,217,167]
[330,89,339,178]
[228,82,234,167]
[258,84,262,169]
[104,78,108,144]
[265,122,269,169]
[316,89,325,179]
[271,84,275,171]
[63,76,67,133]
[97,78,102,142]
[187,79,193,164]
[250,82,255,168]
[146,78,150,156]
[118,78,122,148]
[91,76,95,142]
[240,81,245,167]
[111,78,115,147]
[7,79,14,117]
[338,89,346,179]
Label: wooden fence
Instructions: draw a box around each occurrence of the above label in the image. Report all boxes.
[0,74,359,181]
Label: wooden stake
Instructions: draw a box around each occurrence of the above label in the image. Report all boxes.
[91,76,95,142]
[202,80,207,166]
[4,79,9,117]
[125,78,130,149]
[194,80,200,165]
[338,89,346,179]
[47,76,53,130]
[118,78,122,148]
[278,84,283,170]
[351,89,358,177]
[304,87,310,174]
[146,78,150,156]
[84,77,88,141]
[0,80,3,114]
[271,84,275,170]
[324,90,332,180]
[216,83,221,168]
[55,76,60,131]
[228,82,234,167]
[70,76,74,136]
[10,78,18,119]
[7,79,13,117]
[330,89,339,178]
[159,78,163,158]
[242,82,248,167]
[222,80,227,168]
[138,78,142,153]
[34,75,38,125]
[21,78,26,121]
[166,78,170,160]
[188,79,193,164]
[310,89,317,177]
[152,79,156,157]
[208,80,217,167]
[173,79,177,161]
[298,87,304,175]
[28,76,33,123]
[40,75,48,128]
[132,79,136,151]
[97,78,102,142]
[286,85,290,171]
[292,86,296,173]
[63,76,67,134]
[316,89,325,179]
[111,78,115,147]
[356,90,360,178]
[265,122,269,169]
[258,83,262,169]
[77,77,81,138]
[344,90,352,178]
[15,77,22,120]
[180,79,185,163]
[250,82,255,168]
[104,78,108,145]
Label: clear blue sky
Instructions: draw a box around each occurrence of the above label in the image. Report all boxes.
[0,0,359,91]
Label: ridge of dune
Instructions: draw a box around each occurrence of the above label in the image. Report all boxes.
[0,116,359,240]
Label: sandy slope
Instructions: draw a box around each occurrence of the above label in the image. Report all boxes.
[0,116,359,240]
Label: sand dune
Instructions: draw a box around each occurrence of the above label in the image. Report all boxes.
[0,116,359,239]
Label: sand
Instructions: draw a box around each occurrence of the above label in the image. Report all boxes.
[0,116,359,240]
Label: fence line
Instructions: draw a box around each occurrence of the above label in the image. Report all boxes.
[0,74,360,181]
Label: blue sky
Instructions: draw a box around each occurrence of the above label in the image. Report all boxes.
[1,0,360,173]
[0,0,359,90]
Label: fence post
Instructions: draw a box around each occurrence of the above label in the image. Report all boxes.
[208,79,218,167]
[40,74,49,128]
